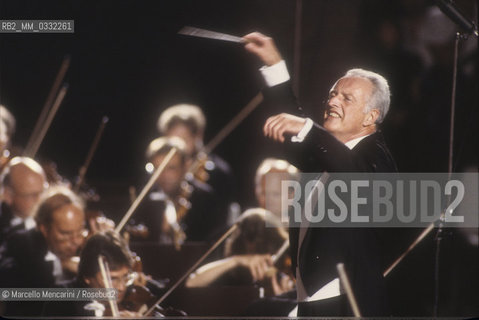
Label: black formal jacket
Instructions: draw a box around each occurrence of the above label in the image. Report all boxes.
[133,179,229,243]
[0,228,54,288]
[205,153,237,210]
[0,202,14,245]
[42,279,97,317]
[264,80,397,316]
[0,228,55,316]
[0,202,23,246]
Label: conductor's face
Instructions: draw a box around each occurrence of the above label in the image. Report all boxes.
[324,76,378,143]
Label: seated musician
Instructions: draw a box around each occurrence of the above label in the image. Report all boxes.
[0,157,47,244]
[185,159,300,316]
[0,186,86,316]
[43,231,142,317]
[157,104,238,219]
[0,104,16,164]
[132,136,227,244]
[254,157,299,220]
[186,208,294,296]
[44,230,184,317]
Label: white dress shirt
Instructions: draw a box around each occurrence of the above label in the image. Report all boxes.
[260,61,371,148]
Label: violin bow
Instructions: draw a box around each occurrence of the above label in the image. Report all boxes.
[98,255,120,317]
[143,223,239,316]
[115,148,177,233]
[155,93,264,248]
[203,92,263,154]
[24,84,69,158]
[24,55,70,157]
[271,239,290,264]
[73,116,109,192]
[186,92,264,176]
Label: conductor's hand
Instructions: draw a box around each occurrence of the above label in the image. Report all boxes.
[264,113,306,143]
[234,254,273,282]
[243,32,282,66]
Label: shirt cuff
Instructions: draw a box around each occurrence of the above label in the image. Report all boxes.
[259,60,290,87]
[291,118,313,143]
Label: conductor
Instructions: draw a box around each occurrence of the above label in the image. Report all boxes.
[243,32,397,316]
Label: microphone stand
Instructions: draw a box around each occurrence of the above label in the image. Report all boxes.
[433,30,468,318]
[385,29,474,318]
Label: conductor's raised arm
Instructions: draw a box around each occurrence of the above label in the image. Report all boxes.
[243,32,283,66]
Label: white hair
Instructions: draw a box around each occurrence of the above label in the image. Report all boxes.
[254,158,299,190]
[343,68,391,123]
[157,104,206,135]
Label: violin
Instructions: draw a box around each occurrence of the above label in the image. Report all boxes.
[98,255,120,317]
[185,151,210,184]
[257,240,295,297]
[175,180,193,222]
[166,93,264,243]
[97,249,186,317]
[123,185,150,240]
[160,153,215,248]
[121,284,187,317]
[257,261,295,297]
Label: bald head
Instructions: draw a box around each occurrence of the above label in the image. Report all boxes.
[2,157,47,219]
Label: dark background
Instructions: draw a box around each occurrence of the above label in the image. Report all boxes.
[0,0,478,316]
[1,0,477,209]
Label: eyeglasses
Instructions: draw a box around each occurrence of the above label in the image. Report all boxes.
[56,228,88,242]
[109,272,135,287]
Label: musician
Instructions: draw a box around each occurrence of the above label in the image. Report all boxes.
[0,105,15,160]
[243,32,397,316]
[42,231,141,317]
[0,186,86,316]
[186,160,300,316]
[255,158,299,220]
[186,208,294,296]
[0,157,47,244]
[157,104,237,216]
[133,136,227,243]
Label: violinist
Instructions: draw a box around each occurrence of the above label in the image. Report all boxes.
[0,157,47,245]
[0,105,16,167]
[157,104,237,218]
[185,159,299,291]
[255,158,299,221]
[133,136,228,243]
[42,231,142,317]
[184,159,300,316]
[186,208,294,296]
[0,186,86,316]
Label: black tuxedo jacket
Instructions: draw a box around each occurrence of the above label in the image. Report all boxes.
[264,80,397,316]
[134,179,229,243]
[0,202,23,246]
[0,228,55,316]
[0,228,54,288]
[42,279,97,317]
[0,202,14,245]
